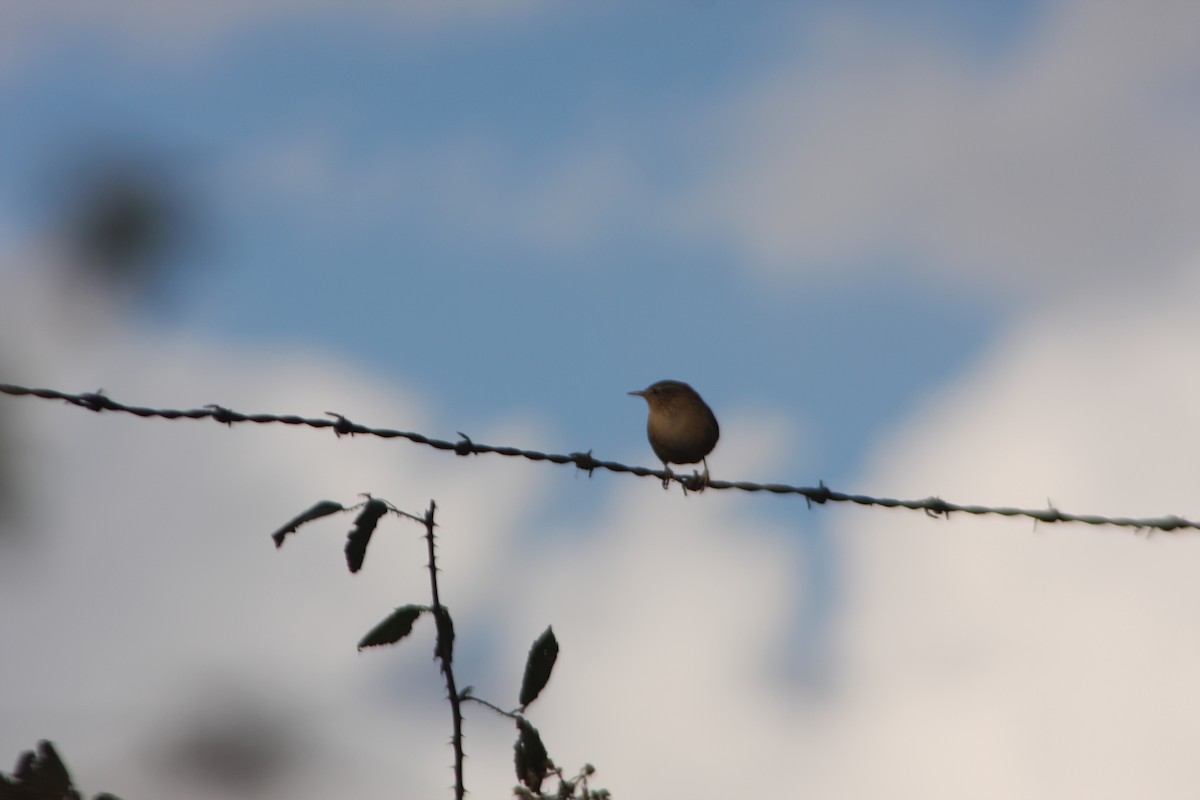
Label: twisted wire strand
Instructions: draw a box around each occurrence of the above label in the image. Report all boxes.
[2,382,1195,532]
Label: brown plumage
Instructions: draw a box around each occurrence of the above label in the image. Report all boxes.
[629,380,720,485]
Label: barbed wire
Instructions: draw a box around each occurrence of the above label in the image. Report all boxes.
[1,382,1196,533]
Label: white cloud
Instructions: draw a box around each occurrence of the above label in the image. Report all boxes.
[5,240,1200,797]
[824,256,1200,797]
[682,0,1200,292]
[506,489,802,796]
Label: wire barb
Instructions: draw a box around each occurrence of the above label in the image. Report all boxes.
[205,404,236,426]
[2,382,1197,533]
[569,450,598,477]
[78,391,114,412]
[324,412,355,437]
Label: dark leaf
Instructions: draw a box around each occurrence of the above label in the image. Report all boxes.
[5,740,76,796]
[513,719,548,792]
[270,500,344,548]
[434,607,455,670]
[357,605,427,650]
[12,750,34,780]
[35,741,70,790]
[345,498,388,573]
[518,626,559,708]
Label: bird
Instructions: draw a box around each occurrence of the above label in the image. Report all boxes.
[629,380,720,489]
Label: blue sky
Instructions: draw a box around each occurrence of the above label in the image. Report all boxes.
[2,2,1200,798]
[0,0,1029,483]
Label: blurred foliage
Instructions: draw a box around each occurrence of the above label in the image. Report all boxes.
[276,496,612,799]
[0,739,121,800]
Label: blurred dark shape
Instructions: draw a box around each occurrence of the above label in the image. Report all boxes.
[151,688,309,796]
[74,173,170,271]
[2,739,77,799]
[0,739,120,800]
[61,158,189,294]
[37,146,207,310]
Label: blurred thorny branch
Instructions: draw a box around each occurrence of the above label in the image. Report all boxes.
[2,382,1197,533]
[0,739,122,800]
[274,495,599,799]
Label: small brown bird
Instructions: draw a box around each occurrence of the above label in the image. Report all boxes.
[629,380,720,488]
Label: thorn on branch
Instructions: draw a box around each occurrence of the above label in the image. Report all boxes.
[454,432,475,456]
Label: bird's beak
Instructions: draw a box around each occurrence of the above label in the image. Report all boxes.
[628,389,645,397]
